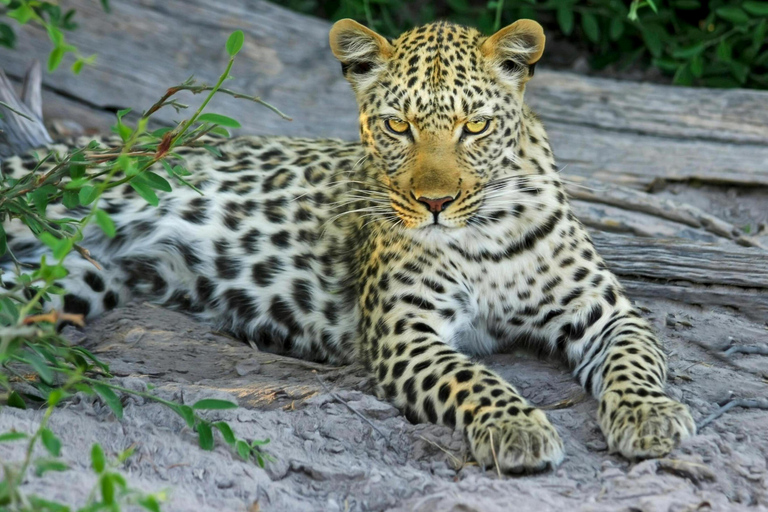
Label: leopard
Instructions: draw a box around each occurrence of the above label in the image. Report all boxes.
[0,18,696,473]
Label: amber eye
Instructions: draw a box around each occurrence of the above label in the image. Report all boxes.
[385,118,410,134]
[464,119,490,135]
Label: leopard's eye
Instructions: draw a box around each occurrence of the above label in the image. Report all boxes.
[385,118,410,134]
[464,119,490,135]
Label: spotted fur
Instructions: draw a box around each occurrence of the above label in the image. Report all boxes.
[1,19,695,472]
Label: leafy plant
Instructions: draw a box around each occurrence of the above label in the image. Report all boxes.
[0,0,105,73]
[1,30,280,510]
[276,0,768,89]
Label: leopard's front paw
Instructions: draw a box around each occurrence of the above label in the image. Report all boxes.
[468,406,565,473]
[601,394,696,460]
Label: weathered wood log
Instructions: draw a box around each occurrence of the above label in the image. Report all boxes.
[592,233,768,321]
[1,0,768,193]
[0,63,52,158]
[566,179,765,248]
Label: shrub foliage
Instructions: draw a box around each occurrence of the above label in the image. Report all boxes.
[1,31,277,511]
[278,0,768,89]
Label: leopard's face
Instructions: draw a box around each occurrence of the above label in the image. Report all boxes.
[330,19,546,230]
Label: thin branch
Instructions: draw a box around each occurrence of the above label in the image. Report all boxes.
[698,398,768,429]
[314,374,400,455]
[0,100,34,121]
[144,83,292,121]
[723,345,768,357]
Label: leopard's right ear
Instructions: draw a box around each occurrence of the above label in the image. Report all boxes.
[329,19,392,92]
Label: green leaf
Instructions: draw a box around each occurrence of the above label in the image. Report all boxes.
[672,43,704,59]
[93,383,123,419]
[226,30,244,57]
[31,184,56,214]
[197,113,241,128]
[117,445,135,463]
[581,12,600,44]
[197,422,214,450]
[176,404,195,428]
[151,127,172,138]
[91,443,106,473]
[609,17,624,41]
[753,20,767,48]
[41,428,62,456]
[78,185,99,205]
[641,24,666,58]
[202,144,222,157]
[209,126,230,138]
[69,152,86,179]
[139,496,162,512]
[101,0,111,12]
[95,209,116,238]
[672,63,694,86]
[140,171,172,192]
[214,422,236,446]
[48,47,65,73]
[703,76,741,88]
[235,439,250,460]
[729,61,750,83]
[192,399,238,410]
[73,346,110,372]
[715,6,749,24]
[0,23,15,50]
[0,223,6,257]
[717,40,732,62]
[116,108,132,121]
[25,351,54,384]
[557,7,574,36]
[116,122,132,142]
[249,438,270,447]
[72,59,84,75]
[744,1,768,16]
[0,431,28,442]
[48,389,69,407]
[130,180,159,206]
[690,55,703,77]
[39,232,72,261]
[8,4,33,24]
[47,26,64,46]
[101,474,115,504]
[26,497,70,512]
[34,459,69,476]
[63,190,79,209]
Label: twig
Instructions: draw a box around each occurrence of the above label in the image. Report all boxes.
[417,435,462,470]
[74,245,102,270]
[314,374,399,455]
[698,398,768,429]
[23,311,85,327]
[0,100,34,121]
[143,83,292,121]
[724,345,768,357]
[488,427,501,479]
[541,391,588,410]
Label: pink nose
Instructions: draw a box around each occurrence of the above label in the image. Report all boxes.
[417,195,455,213]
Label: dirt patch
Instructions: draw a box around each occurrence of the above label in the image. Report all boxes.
[2,299,767,511]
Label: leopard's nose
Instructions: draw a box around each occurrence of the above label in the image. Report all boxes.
[417,195,456,213]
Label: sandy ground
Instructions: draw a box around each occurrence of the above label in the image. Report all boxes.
[2,298,767,511]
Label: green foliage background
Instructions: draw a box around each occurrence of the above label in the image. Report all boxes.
[277,0,768,89]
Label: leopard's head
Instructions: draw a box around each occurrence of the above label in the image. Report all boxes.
[330,19,546,230]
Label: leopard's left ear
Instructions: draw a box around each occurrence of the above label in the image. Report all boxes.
[480,19,545,85]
